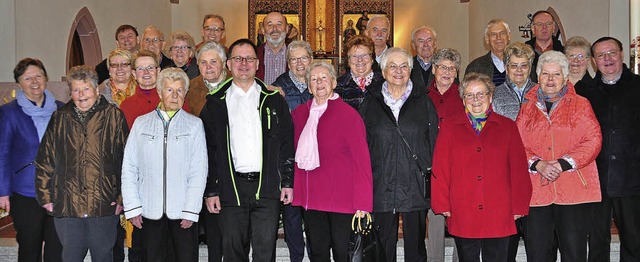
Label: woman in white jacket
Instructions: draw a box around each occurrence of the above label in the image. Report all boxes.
[121,68,207,262]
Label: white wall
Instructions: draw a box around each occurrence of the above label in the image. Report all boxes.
[171,0,249,48]
[0,1,17,82]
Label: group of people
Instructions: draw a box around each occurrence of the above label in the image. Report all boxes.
[0,8,639,262]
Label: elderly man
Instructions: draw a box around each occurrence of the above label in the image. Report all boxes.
[96,24,139,84]
[365,16,391,63]
[465,19,511,86]
[35,66,128,262]
[257,12,289,84]
[141,25,173,70]
[575,37,640,262]
[200,39,294,262]
[167,30,200,79]
[185,41,227,117]
[410,26,437,88]
[525,10,564,75]
[122,68,207,262]
[196,14,226,49]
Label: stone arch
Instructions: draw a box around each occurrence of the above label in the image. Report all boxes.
[65,7,102,75]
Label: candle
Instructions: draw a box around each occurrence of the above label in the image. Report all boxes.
[338,35,342,65]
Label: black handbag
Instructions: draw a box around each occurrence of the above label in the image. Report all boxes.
[395,126,432,199]
[348,213,385,262]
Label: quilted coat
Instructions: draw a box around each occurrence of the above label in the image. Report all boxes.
[516,83,602,206]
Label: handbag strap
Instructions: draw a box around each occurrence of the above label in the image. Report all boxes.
[395,126,430,177]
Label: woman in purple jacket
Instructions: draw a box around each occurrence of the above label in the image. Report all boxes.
[0,58,63,261]
[291,61,373,262]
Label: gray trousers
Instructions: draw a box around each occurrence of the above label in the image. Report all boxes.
[54,215,119,262]
[427,209,459,262]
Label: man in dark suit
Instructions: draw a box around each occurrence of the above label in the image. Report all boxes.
[410,26,437,89]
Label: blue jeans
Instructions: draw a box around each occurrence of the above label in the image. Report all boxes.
[54,215,119,262]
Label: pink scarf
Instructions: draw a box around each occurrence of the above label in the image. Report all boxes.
[295,93,339,170]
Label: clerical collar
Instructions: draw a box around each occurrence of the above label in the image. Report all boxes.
[602,71,622,85]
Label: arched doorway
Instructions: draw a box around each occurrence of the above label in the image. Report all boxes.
[66,7,101,74]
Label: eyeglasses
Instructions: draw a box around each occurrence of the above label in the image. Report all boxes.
[533,21,555,28]
[203,26,224,33]
[463,92,490,100]
[135,65,158,72]
[507,63,530,70]
[142,37,163,44]
[109,62,131,68]
[386,63,410,72]
[567,54,588,61]
[230,56,258,64]
[435,64,457,72]
[170,46,191,51]
[348,53,372,61]
[594,50,620,61]
[288,56,311,64]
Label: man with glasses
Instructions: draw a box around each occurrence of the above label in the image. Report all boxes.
[200,39,294,262]
[410,26,438,88]
[167,30,200,79]
[575,36,640,262]
[257,12,289,84]
[525,10,564,76]
[365,16,391,63]
[196,14,226,49]
[465,19,512,86]
[140,25,174,70]
[96,25,139,84]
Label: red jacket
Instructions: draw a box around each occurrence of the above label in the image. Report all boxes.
[291,98,373,214]
[427,82,465,124]
[516,83,602,206]
[432,111,531,238]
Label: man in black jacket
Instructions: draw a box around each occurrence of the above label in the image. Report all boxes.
[525,10,564,79]
[200,38,294,262]
[575,36,640,262]
[410,26,437,89]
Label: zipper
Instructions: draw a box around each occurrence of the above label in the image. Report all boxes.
[255,95,269,201]
[227,126,241,206]
[163,120,169,214]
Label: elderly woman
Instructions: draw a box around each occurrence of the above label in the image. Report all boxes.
[35,66,128,262]
[291,61,372,261]
[492,42,536,120]
[359,47,439,261]
[272,40,314,111]
[564,36,592,85]
[0,58,63,261]
[168,30,200,79]
[185,40,227,117]
[122,68,207,262]
[516,51,602,261]
[432,73,532,262]
[99,48,136,106]
[335,35,384,109]
[428,48,464,124]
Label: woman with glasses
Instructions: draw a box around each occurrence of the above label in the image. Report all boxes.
[335,35,384,109]
[167,30,200,79]
[432,73,532,262]
[564,36,592,86]
[516,51,602,262]
[99,48,136,106]
[291,61,372,261]
[272,41,314,111]
[359,47,439,261]
[428,48,465,124]
[492,42,536,121]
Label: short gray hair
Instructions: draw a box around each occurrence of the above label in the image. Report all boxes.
[156,68,190,95]
[67,66,98,90]
[202,14,225,27]
[432,48,461,69]
[197,41,227,63]
[536,51,569,79]
[305,61,337,87]
[379,47,413,71]
[142,25,164,39]
[411,26,437,42]
[564,36,591,57]
[484,19,510,36]
[286,40,313,61]
[459,72,496,98]
[167,30,196,56]
[367,16,390,29]
[504,42,534,66]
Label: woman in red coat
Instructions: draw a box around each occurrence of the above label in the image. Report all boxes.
[431,72,532,262]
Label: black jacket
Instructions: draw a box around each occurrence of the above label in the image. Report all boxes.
[410,56,435,89]
[525,36,564,80]
[335,71,385,110]
[200,78,294,206]
[359,82,439,212]
[575,65,640,197]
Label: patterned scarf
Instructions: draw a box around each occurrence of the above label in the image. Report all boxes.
[536,83,568,114]
[351,71,374,91]
[466,107,491,136]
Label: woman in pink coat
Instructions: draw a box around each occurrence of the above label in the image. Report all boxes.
[432,72,532,262]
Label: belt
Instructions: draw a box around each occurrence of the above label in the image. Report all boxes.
[236,172,260,181]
